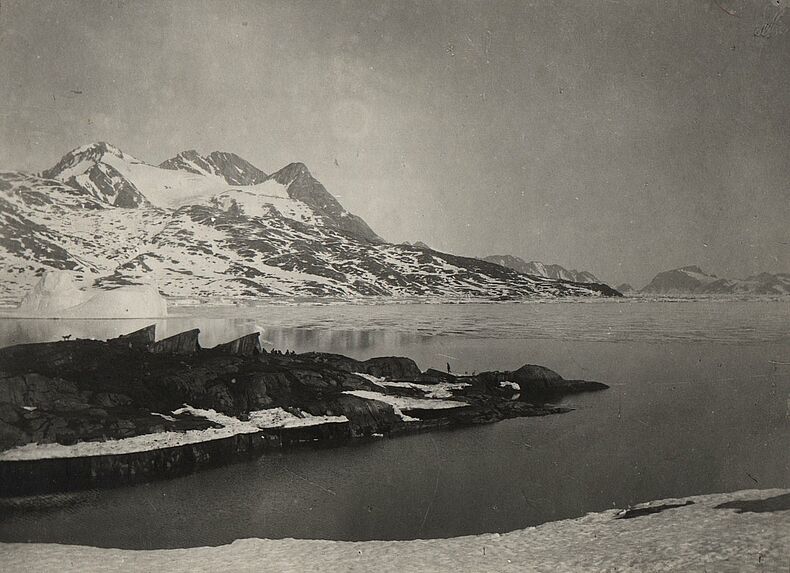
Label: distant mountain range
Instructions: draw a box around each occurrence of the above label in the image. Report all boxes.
[639,266,790,295]
[479,256,790,297]
[0,142,621,303]
[482,255,601,284]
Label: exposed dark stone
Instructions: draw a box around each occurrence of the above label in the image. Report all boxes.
[512,364,563,389]
[361,357,421,379]
[301,352,420,380]
[149,329,200,354]
[715,493,790,514]
[212,332,262,356]
[616,501,695,519]
[117,324,156,348]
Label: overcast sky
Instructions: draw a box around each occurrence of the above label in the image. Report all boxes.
[1,0,788,286]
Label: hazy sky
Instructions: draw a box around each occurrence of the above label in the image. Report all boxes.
[1,0,788,286]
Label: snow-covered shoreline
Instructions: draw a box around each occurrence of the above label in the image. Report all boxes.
[0,406,348,461]
[0,488,787,572]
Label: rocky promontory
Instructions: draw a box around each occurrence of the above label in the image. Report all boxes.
[0,326,608,495]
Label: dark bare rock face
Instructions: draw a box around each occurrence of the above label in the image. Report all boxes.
[118,324,156,347]
[148,329,200,354]
[302,352,422,380]
[212,333,263,356]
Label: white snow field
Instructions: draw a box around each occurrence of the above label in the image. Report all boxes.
[0,488,787,572]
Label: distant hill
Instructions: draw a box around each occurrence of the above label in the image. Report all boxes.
[640,266,790,295]
[615,283,635,294]
[482,255,601,284]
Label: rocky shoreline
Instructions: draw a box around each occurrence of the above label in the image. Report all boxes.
[0,326,607,496]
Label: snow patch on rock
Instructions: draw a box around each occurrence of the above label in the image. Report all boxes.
[344,390,467,411]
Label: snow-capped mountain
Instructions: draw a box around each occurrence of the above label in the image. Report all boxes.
[0,143,621,303]
[640,266,790,295]
[482,255,601,284]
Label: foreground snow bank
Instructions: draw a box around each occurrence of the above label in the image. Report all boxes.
[1,488,787,572]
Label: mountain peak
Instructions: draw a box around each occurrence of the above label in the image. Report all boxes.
[271,162,311,185]
[159,150,267,185]
[268,162,382,243]
[481,255,602,284]
[40,142,137,182]
[71,141,126,157]
[679,265,707,275]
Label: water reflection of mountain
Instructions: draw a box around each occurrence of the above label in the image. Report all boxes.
[264,327,428,356]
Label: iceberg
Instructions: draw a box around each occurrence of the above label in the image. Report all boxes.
[16,271,90,314]
[15,272,167,319]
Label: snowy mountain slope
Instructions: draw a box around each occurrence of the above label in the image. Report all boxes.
[0,170,170,301]
[39,143,381,242]
[0,143,621,302]
[42,142,232,209]
[640,266,790,295]
[91,202,619,299]
[483,254,601,284]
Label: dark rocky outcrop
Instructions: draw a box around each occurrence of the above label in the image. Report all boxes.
[301,352,421,380]
[149,329,200,354]
[616,501,695,519]
[715,493,790,514]
[212,332,262,357]
[117,324,156,348]
[0,328,608,495]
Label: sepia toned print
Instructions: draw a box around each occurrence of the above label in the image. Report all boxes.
[0,1,788,571]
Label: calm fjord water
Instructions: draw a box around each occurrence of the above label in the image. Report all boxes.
[0,300,788,548]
